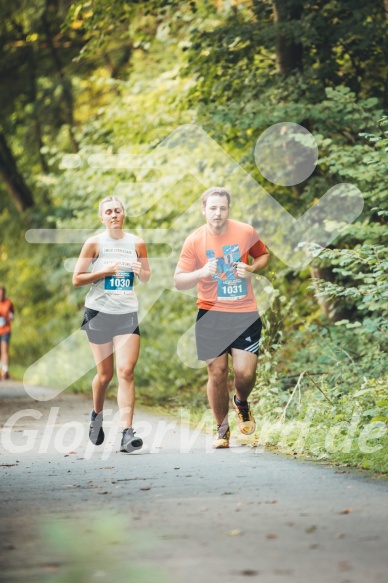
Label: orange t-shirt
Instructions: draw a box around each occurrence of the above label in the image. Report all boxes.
[0,299,14,334]
[177,219,267,312]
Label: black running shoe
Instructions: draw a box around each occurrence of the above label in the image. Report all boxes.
[89,410,104,445]
[120,428,143,453]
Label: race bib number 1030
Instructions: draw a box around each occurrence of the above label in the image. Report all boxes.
[104,271,134,292]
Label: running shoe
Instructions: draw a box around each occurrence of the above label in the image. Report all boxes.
[212,425,230,449]
[1,371,9,380]
[120,428,143,453]
[89,410,104,445]
[233,394,256,435]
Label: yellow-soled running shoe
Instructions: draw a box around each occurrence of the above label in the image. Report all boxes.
[233,395,256,435]
[212,425,230,449]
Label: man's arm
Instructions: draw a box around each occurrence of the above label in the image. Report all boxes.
[235,250,270,279]
[174,261,217,291]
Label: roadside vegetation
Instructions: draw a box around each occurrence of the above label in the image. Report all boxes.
[0,1,386,472]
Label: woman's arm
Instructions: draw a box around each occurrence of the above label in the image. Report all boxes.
[72,238,119,288]
[133,239,151,283]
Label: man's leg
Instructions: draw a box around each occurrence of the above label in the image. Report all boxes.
[207,353,231,448]
[206,352,229,425]
[231,348,258,435]
[231,348,258,401]
[1,340,9,379]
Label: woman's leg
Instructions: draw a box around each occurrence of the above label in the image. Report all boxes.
[89,341,114,414]
[113,333,140,430]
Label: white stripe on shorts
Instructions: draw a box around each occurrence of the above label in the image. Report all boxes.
[246,341,259,353]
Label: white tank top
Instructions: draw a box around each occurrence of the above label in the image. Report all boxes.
[85,232,139,314]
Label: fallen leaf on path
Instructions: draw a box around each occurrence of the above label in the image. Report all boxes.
[0,464,18,467]
[240,569,258,576]
[335,533,345,539]
[305,525,317,534]
[140,487,151,491]
[229,529,242,536]
[266,533,278,540]
[339,508,353,515]
[338,560,352,572]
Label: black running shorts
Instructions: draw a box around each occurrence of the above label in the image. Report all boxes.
[81,308,140,345]
[195,309,262,361]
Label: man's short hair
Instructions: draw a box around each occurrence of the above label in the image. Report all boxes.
[201,187,231,206]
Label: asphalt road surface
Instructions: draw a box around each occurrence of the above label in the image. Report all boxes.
[0,380,387,583]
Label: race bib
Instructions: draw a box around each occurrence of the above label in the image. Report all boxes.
[206,244,248,301]
[104,271,134,293]
[217,278,247,300]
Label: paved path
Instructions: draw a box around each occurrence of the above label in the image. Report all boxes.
[0,380,387,583]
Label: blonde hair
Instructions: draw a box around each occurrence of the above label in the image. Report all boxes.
[98,196,125,217]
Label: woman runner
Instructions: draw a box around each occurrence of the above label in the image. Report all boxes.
[73,196,150,453]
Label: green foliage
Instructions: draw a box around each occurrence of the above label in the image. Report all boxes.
[0,0,387,473]
[249,117,388,471]
[254,376,388,474]
[311,244,388,321]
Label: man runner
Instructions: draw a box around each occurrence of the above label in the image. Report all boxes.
[174,187,270,448]
[0,286,14,380]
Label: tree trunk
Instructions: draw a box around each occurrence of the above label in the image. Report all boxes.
[309,266,343,322]
[273,0,303,74]
[28,46,49,174]
[103,44,133,79]
[272,1,350,322]
[0,132,34,211]
[42,0,78,152]
[384,0,388,23]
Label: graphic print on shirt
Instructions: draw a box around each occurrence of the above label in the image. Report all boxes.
[102,246,136,294]
[206,244,247,300]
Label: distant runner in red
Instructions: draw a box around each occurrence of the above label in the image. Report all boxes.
[0,286,14,381]
[174,187,270,448]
